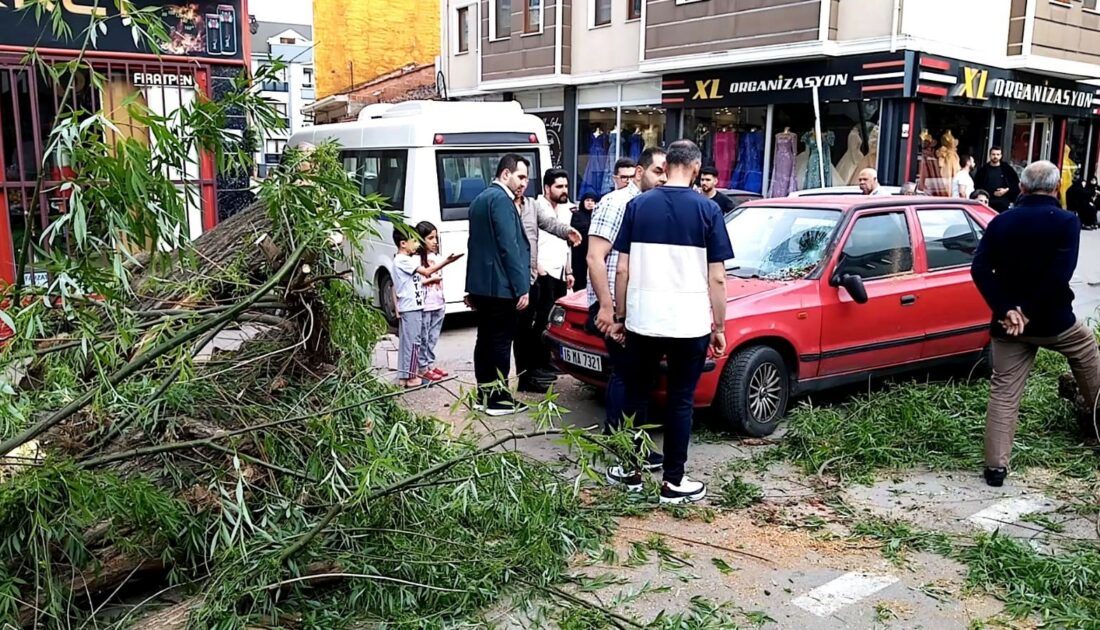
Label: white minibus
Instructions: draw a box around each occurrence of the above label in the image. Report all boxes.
[289,100,551,323]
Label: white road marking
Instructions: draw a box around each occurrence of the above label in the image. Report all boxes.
[792,572,899,617]
[967,496,1048,532]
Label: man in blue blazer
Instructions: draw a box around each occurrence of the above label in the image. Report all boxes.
[466,154,533,416]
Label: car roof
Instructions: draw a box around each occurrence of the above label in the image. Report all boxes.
[738,195,989,213]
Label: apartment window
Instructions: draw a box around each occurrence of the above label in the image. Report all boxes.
[302,68,314,88]
[593,0,611,26]
[494,0,511,39]
[525,0,542,33]
[279,36,296,44]
[457,6,470,52]
[1086,0,1099,12]
[628,0,641,20]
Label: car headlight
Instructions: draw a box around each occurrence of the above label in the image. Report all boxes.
[549,305,566,326]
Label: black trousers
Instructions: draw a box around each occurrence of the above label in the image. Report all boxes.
[513,281,539,382]
[532,275,567,371]
[469,294,519,401]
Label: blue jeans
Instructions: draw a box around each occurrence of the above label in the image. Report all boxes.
[623,331,710,485]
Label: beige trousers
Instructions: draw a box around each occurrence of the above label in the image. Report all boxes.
[985,320,1100,469]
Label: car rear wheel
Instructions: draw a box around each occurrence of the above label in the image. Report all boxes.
[715,345,790,437]
[377,270,398,328]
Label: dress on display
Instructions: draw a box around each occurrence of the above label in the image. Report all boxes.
[1061,145,1077,207]
[730,129,764,194]
[628,131,644,162]
[834,127,864,186]
[769,132,798,197]
[580,131,609,197]
[848,125,880,185]
[642,125,660,149]
[714,129,737,188]
[602,128,621,192]
[696,126,714,168]
[918,133,945,196]
[936,131,961,194]
[801,130,835,189]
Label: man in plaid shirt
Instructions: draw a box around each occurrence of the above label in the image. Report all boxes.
[585,146,668,462]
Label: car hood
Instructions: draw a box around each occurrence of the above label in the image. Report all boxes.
[724,277,787,301]
[556,277,788,311]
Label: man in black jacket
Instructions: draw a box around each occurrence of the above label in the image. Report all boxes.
[971,160,1100,487]
[465,154,533,416]
[972,147,1020,213]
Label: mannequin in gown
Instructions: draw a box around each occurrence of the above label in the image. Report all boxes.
[794,145,841,190]
[1061,145,1077,207]
[769,128,798,197]
[918,130,945,196]
[834,126,864,185]
[936,130,961,194]
[714,127,737,188]
[628,127,644,162]
[802,130,836,189]
[603,126,621,192]
[731,128,765,194]
[579,128,609,197]
[848,125,881,185]
[642,125,660,149]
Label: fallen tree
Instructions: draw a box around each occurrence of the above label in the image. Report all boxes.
[0,10,617,627]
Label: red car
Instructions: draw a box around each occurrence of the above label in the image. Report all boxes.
[546,196,996,436]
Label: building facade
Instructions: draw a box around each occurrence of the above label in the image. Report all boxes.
[313,0,440,98]
[439,0,1100,199]
[251,21,315,177]
[0,0,252,287]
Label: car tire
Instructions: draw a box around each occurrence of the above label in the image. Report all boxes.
[715,345,790,437]
[377,270,398,328]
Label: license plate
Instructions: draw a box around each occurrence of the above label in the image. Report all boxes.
[561,347,602,372]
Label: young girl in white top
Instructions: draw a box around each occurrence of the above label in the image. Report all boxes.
[416,221,450,381]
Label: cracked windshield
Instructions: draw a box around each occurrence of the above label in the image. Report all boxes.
[725,206,842,280]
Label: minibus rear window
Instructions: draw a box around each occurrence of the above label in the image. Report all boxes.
[437,149,540,221]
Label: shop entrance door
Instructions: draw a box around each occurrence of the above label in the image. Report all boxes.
[1010,114,1054,170]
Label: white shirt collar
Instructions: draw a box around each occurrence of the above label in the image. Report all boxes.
[493,180,516,200]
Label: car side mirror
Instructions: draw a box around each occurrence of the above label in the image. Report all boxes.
[831,272,869,304]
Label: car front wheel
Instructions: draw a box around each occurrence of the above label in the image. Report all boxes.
[715,345,790,437]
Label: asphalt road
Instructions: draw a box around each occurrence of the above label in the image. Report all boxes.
[371,229,1100,629]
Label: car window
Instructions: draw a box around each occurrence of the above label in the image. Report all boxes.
[917,209,981,271]
[437,149,540,221]
[341,150,407,211]
[837,212,913,281]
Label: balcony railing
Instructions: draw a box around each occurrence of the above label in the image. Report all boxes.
[301,88,316,100]
[261,81,289,93]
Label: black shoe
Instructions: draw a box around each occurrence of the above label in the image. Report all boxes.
[605,465,643,491]
[518,378,551,394]
[642,451,664,472]
[660,476,707,504]
[531,367,560,381]
[475,395,529,417]
[983,467,1007,487]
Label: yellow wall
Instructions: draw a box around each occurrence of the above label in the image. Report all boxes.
[313,0,440,98]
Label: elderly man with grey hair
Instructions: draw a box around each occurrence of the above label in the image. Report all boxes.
[971,160,1100,487]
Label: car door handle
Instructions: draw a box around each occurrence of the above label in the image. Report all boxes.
[900,295,917,306]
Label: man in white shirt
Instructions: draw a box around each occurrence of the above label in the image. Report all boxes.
[525,169,575,389]
[953,154,975,199]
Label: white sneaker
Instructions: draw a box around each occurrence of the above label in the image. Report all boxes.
[659,475,707,504]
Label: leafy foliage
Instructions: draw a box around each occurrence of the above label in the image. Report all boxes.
[777,351,1094,483]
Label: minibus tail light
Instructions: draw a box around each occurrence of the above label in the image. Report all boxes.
[529,134,538,143]
[434,134,445,144]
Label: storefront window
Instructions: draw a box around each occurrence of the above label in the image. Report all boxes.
[577,106,666,198]
[685,107,767,194]
[1009,112,1054,173]
[770,101,880,195]
[917,104,992,197]
[1062,119,1094,208]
